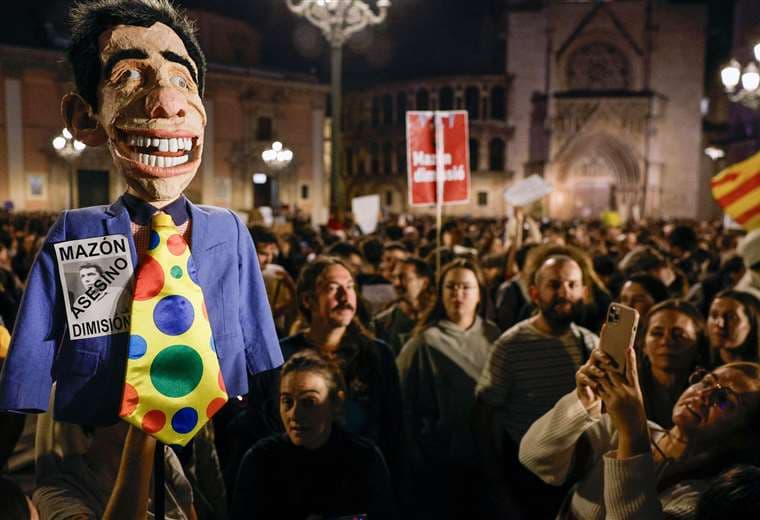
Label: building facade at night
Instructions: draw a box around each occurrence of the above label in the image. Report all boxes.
[343,75,513,217]
[507,0,712,220]
[0,10,328,223]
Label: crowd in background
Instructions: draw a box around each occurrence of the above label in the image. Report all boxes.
[2,207,760,519]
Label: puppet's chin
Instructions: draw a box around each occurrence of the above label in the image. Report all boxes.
[124,171,196,202]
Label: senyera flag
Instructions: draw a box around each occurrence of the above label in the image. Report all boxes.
[711,150,760,230]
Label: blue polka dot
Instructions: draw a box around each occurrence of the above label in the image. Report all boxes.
[171,407,198,434]
[187,256,199,285]
[128,335,147,359]
[210,336,216,353]
[154,295,194,336]
[148,231,160,250]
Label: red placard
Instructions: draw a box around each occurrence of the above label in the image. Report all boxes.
[406,111,470,206]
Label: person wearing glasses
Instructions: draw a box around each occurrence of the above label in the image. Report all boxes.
[519,342,760,519]
[396,258,499,519]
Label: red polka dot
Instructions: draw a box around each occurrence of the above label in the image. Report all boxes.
[206,397,227,419]
[141,410,166,434]
[218,370,227,394]
[167,234,187,256]
[202,302,208,321]
[134,256,165,301]
[119,383,138,417]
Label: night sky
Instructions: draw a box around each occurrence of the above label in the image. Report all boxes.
[0,0,732,90]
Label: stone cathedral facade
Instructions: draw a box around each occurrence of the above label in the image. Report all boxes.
[507,0,712,220]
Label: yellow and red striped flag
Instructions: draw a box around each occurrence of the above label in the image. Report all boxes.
[711,151,760,230]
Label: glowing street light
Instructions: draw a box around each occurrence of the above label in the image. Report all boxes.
[51,128,86,207]
[286,0,390,220]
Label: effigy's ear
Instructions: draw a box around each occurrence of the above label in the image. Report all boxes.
[61,93,107,147]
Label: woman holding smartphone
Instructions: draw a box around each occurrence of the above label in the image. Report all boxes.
[519,343,760,519]
[232,350,396,520]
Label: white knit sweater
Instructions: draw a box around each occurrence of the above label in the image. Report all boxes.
[519,391,706,519]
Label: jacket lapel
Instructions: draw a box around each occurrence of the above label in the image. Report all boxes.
[105,197,138,267]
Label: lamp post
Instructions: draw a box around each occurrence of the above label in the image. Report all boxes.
[721,45,760,109]
[286,0,390,221]
[52,128,86,208]
[261,141,294,212]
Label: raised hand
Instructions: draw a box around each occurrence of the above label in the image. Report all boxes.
[575,348,617,416]
[596,347,650,457]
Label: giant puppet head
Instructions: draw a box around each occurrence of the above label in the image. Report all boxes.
[63,0,207,202]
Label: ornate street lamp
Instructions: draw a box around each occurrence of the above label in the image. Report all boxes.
[261,141,294,211]
[286,0,390,220]
[721,45,760,109]
[52,128,86,208]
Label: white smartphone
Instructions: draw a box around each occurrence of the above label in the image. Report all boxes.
[599,303,640,372]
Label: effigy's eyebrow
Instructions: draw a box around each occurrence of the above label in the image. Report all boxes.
[161,50,198,85]
[103,48,149,79]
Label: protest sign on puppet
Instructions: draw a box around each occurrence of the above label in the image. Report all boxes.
[55,235,134,340]
[406,111,470,206]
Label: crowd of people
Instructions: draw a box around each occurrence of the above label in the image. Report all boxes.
[2,207,760,519]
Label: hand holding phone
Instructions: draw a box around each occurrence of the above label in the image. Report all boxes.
[599,303,640,373]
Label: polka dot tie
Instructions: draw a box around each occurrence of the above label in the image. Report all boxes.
[119,212,228,446]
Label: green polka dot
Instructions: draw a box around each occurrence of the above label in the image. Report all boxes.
[171,266,183,279]
[150,346,203,398]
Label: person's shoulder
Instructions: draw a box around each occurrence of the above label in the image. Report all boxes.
[496,319,540,344]
[279,333,307,360]
[373,303,398,324]
[571,323,599,343]
[244,433,290,464]
[333,428,385,464]
[482,319,502,342]
[367,336,395,360]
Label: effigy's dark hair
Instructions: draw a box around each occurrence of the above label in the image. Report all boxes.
[69,0,206,111]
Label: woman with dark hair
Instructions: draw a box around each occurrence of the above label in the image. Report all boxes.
[618,273,670,319]
[232,350,396,519]
[397,258,500,519]
[707,289,760,366]
[520,344,760,519]
[638,300,709,428]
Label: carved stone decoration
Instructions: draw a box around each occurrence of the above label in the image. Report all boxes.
[566,42,630,91]
[551,97,652,158]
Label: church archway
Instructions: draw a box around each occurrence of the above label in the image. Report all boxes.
[551,133,640,220]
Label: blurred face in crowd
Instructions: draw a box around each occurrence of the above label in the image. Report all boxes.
[644,309,699,374]
[619,281,656,319]
[442,267,480,328]
[73,22,207,201]
[531,258,586,331]
[256,242,277,270]
[308,264,356,329]
[672,365,760,440]
[708,297,751,352]
[280,370,341,450]
[393,262,429,308]
[381,247,408,280]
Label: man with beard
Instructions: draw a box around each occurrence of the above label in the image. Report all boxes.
[233,256,403,488]
[474,254,598,519]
